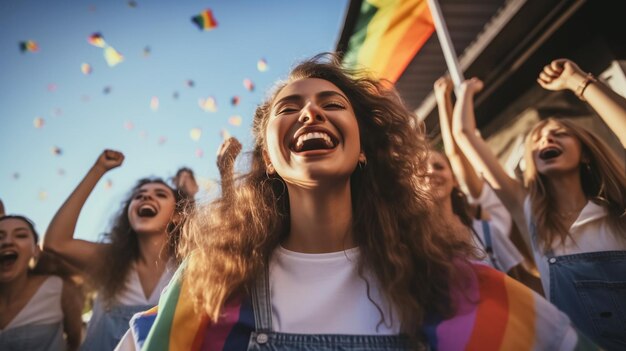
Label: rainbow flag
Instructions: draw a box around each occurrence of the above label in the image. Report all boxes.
[192,9,218,31]
[19,40,39,53]
[342,0,434,83]
[128,263,599,350]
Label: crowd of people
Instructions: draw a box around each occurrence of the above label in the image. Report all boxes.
[1,55,624,351]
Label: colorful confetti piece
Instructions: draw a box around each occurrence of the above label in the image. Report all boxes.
[172,91,179,99]
[124,121,134,130]
[243,78,255,92]
[257,58,268,72]
[191,9,218,31]
[12,173,20,180]
[38,191,48,201]
[185,79,195,88]
[198,96,217,112]
[58,168,66,176]
[190,128,202,141]
[103,86,112,94]
[19,40,39,53]
[231,96,240,106]
[81,63,92,75]
[104,179,113,190]
[128,1,138,8]
[88,33,106,48]
[104,46,124,66]
[143,46,151,57]
[228,115,242,126]
[51,146,62,156]
[150,96,159,111]
[195,148,204,158]
[158,136,167,145]
[33,117,45,128]
[47,83,58,92]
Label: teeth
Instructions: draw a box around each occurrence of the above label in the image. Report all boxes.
[295,132,334,150]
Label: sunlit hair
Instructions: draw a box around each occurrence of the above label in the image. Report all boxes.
[95,178,185,305]
[523,118,626,250]
[180,54,475,341]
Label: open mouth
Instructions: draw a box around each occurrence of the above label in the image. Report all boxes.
[137,204,158,217]
[0,251,18,269]
[291,131,338,153]
[539,147,562,160]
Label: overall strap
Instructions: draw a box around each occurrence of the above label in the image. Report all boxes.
[251,264,273,332]
[471,222,500,270]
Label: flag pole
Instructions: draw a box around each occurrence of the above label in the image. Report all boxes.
[426,0,464,87]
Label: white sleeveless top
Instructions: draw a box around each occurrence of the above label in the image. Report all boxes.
[2,276,63,330]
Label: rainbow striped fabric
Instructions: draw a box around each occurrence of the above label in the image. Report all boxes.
[127,263,598,350]
[342,0,434,83]
[192,9,218,31]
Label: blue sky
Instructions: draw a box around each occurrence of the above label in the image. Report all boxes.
[0,0,349,241]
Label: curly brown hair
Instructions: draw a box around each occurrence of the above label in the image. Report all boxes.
[95,178,186,305]
[179,54,475,341]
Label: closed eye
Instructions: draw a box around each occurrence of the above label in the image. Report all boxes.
[323,101,345,109]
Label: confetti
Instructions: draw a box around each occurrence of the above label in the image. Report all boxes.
[172,91,179,99]
[143,46,151,57]
[231,96,240,106]
[33,117,45,128]
[88,33,106,48]
[104,46,124,66]
[104,179,113,190]
[198,96,217,112]
[195,148,204,158]
[52,108,63,117]
[51,146,62,156]
[124,121,134,130]
[58,168,66,176]
[103,86,112,94]
[243,78,255,92]
[191,9,218,31]
[38,191,48,201]
[257,58,268,72]
[13,173,20,180]
[81,63,92,75]
[228,115,242,126]
[185,80,195,88]
[150,96,159,111]
[47,83,58,92]
[220,129,231,140]
[139,130,148,139]
[190,128,202,141]
[157,136,167,145]
[19,40,39,53]
[128,1,138,8]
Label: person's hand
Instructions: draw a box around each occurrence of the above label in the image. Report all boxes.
[174,169,199,198]
[217,137,242,174]
[433,76,454,99]
[537,59,586,92]
[459,77,484,96]
[94,149,124,172]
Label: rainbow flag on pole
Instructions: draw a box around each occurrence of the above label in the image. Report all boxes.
[342,0,434,83]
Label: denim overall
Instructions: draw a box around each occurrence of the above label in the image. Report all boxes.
[546,249,626,350]
[0,323,64,351]
[245,267,425,351]
[81,303,153,351]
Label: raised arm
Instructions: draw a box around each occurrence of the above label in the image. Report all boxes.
[216,137,242,197]
[43,150,124,272]
[434,77,484,199]
[538,58,626,147]
[451,78,527,222]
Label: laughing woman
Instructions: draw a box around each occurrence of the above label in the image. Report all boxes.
[119,55,599,351]
[43,150,186,351]
[451,59,626,350]
[1,215,82,351]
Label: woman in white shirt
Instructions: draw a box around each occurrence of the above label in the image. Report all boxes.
[451,59,626,350]
[0,215,82,351]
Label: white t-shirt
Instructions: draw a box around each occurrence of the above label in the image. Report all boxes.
[469,185,524,272]
[1,276,63,330]
[269,246,400,335]
[524,198,626,299]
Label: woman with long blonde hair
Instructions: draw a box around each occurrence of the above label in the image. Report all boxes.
[452,59,626,350]
[118,54,598,351]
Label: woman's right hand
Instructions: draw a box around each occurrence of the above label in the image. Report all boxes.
[94,149,124,172]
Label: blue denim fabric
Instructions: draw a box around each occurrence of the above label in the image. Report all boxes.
[80,303,152,351]
[548,250,626,350]
[245,267,423,351]
[0,322,64,351]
